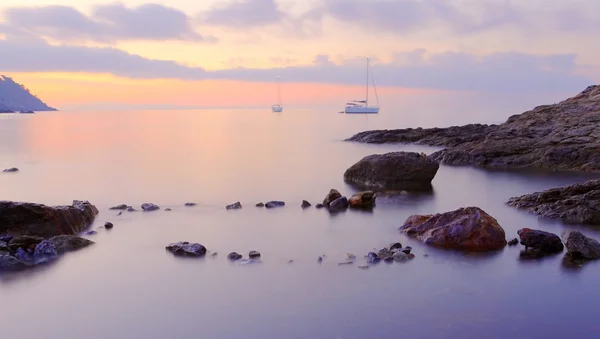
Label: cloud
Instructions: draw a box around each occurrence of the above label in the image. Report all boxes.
[202,0,285,28]
[0,38,590,92]
[1,3,210,43]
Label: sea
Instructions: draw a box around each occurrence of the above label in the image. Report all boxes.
[1,98,600,339]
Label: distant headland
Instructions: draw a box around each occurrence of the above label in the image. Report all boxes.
[0,75,57,113]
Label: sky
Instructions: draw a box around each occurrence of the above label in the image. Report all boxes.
[1,0,599,110]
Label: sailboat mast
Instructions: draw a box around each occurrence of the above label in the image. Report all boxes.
[276,76,281,106]
[365,57,369,106]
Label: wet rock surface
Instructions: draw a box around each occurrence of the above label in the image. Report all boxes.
[0,200,98,238]
[399,207,507,251]
[227,252,242,261]
[226,202,242,210]
[48,235,94,254]
[166,242,207,257]
[346,85,600,172]
[3,167,19,173]
[349,191,376,209]
[561,230,600,259]
[141,203,160,212]
[322,189,342,207]
[109,204,129,210]
[517,228,564,254]
[301,200,312,208]
[265,201,285,209]
[344,152,439,190]
[507,179,600,225]
[329,196,349,211]
[249,250,261,259]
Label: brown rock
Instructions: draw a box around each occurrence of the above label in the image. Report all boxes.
[0,200,98,238]
[322,189,342,207]
[399,207,507,251]
[517,228,563,253]
[349,191,376,209]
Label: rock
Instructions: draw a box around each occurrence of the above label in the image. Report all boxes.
[104,222,114,229]
[399,207,507,251]
[0,235,13,243]
[329,196,349,211]
[389,242,403,251]
[165,208,172,211]
[256,202,265,207]
[349,191,376,208]
[517,228,563,254]
[357,265,369,270]
[226,202,242,210]
[301,200,312,208]
[116,211,123,216]
[378,247,393,258]
[33,240,58,259]
[338,261,354,265]
[48,235,95,254]
[3,167,19,173]
[0,254,29,270]
[227,252,243,260]
[407,253,416,259]
[507,180,600,224]
[383,256,394,263]
[141,203,160,212]
[109,204,128,210]
[8,236,43,253]
[393,251,409,262]
[249,250,261,259]
[165,241,207,257]
[402,246,412,254]
[347,85,600,172]
[315,203,324,209]
[0,200,98,238]
[366,252,381,264]
[127,207,136,212]
[344,152,439,190]
[508,238,519,246]
[317,256,323,262]
[561,230,600,259]
[85,230,97,236]
[265,201,285,209]
[322,189,342,206]
[185,202,197,207]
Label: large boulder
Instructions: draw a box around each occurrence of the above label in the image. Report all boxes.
[344,152,439,190]
[0,200,98,238]
[399,207,507,251]
[346,85,600,172]
[517,228,564,253]
[507,179,600,225]
[561,230,600,259]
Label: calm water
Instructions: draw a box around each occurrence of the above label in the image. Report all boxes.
[1,108,600,339]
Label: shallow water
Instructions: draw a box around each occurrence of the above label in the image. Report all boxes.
[1,109,600,339]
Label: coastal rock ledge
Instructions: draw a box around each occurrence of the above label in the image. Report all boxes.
[346,85,600,172]
[0,200,99,238]
[344,152,439,190]
[507,179,600,225]
[399,207,507,251]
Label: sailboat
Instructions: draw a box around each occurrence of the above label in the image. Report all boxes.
[344,57,380,114]
[271,76,283,112]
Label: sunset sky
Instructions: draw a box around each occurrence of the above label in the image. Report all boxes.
[1,0,599,109]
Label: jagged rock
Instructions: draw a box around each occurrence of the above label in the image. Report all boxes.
[48,235,94,254]
[265,201,285,208]
[329,196,349,211]
[301,200,312,208]
[0,200,98,238]
[3,167,18,173]
[344,152,439,190]
[0,255,29,270]
[141,203,160,212]
[322,189,342,207]
[249,250,261,259]
[8,236,43,253]
[349,191,376,208]
[399,207,507,251]
[226,202,242,210]
[109,204,128,210]
[227,252,242,260]
[346,85,600,172]
[165,241,207,257]
[507,179,600,224]
[104,222,114,229]
[517,228,564,253]
[562,230,600,259]
[33,240,58,259]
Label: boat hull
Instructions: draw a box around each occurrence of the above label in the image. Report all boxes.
[344,107,379,114]
[272,106,283,112]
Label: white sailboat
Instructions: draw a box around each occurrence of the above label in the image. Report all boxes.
[344,57,380,114]
[271,76,283,112]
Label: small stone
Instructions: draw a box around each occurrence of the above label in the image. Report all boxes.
[383,256,394,263]
[367,252,381,264]
[104,222,114,229]
[329,196,349,211]
[256,202,265,207]
[357,265,369,270]
[211,252,218,257]
[508,238,519,246]
[393,251,409,262]
[165,208,172,211]
[116,211,123,216]
[423,254,429,257]
[347,253,356,260]
[318,256,323,262]
[323,189,342,206]
[141,203,160,212]
[85,230,97,236]
[407,253,416,259]
[249,250,261,259]
[227,252,242,260]
[288,260,294,263]
[185,202,197,207]
[226,202,242,210]
[2,167,19,173]
[301,200,312,208]
[402,246,412,254]
[338,261,354,265]
[265,201,285,208]
[109,204,128,210]
[127,207,136,212]
[166,242,207,257]
[562,230,600,259]
[390,242,403,251]
[378,248,393,258]
[315,203,324,209]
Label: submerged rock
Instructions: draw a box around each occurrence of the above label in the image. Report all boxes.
[166,242,207,257]
[265,201,285,208]
[322,189,342,207]
[184,202,197,207]
[0,255,29,270]
[399,207,507,251]
[256,202,265,207]
[249,250,261,259]
[393,251,409,262]
[109,204,129,210]
[329,196,349,211]
[344,152,439,190]
[0,200,98,238]
[562,230,600,259]
[104,222,114,229]
[315,203,324,209]
[48,235,94,254]
[3,167,19,173]
[508,238,519,246]
[127,207,136,212]
[33,240,58,259]
[228,252,243,261]
[349,191,376,209]
[301,200,312,208]
[226,202,242,210]
[517,228,564,253]
[141,203,160,212]
[507,179,600,225]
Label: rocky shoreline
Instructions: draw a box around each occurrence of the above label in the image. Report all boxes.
[346,85,600,172]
